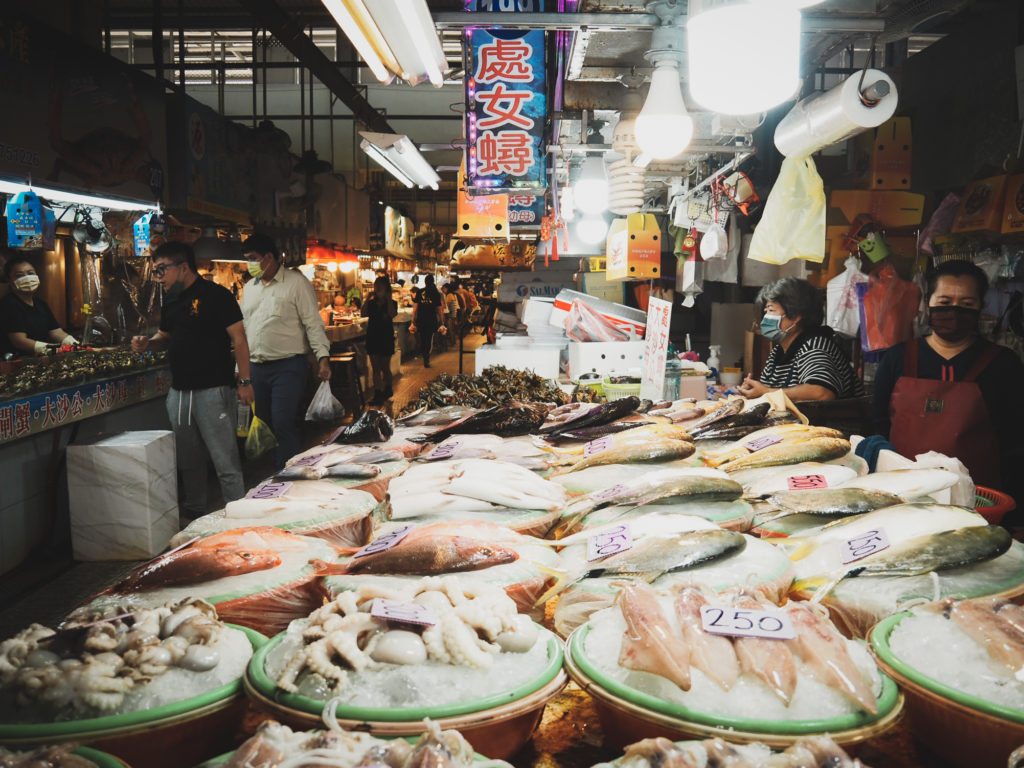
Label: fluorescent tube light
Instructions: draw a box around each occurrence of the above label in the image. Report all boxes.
[360,141,416,188]
[319,0,398,84]
[0,179,160,212]
[359,132,440,190]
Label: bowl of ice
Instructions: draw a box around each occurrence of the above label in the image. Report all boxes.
[870,597,1024,768]
[566,582,902,750]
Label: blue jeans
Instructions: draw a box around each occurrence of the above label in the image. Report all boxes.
[252,355,309,470]
[166,386,245,517]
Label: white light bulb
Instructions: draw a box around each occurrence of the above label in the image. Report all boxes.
[573,156,609,215]
[688,2,801,115]
[576,215,608,245]
[327,261,338,272]
[635,63,695,160]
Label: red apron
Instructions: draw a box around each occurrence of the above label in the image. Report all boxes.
[889,340,1002,489]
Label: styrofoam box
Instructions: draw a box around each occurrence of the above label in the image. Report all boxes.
[476,345,563,380]
[568,341,645,379]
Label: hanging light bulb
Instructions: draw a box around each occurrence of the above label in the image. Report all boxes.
[327,261,338,272]
[576,215,608,246]
[573,155,609,215]
[688,0,801,115]
[635,61,694,160]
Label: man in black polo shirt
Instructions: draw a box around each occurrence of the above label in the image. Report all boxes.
[0,252,77,356]
[131,242,254,518]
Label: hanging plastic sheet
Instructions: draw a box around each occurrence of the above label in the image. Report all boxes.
[859,264,920,351]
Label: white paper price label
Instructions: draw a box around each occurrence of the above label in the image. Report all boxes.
[700,605,796,640]
[370,598,437,626]
[426,441,461,461]
[592,483,628,503]
[246,481,293,500]
[292,452,327,467]
[584,436,613,457]
[744,435,783,452]
[841,528,890,564]
[353,525,414,558]
[324,426,346,445]
[587,524,633,561]
[786,474,828,490]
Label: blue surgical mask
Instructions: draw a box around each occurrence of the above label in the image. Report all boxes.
[760,313,790,342]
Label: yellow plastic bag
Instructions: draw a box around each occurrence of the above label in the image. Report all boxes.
[244,405,278,460]
[747,156,826,264]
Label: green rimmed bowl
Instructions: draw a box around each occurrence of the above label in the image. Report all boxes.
[0,625,266,768]
[566,623,902,751]
[75,746,130,767]
[243,626,566,760]
[871,611,1024,768]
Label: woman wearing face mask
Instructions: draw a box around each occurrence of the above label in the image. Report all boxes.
[873,260,1024,515]
[738,277,862,402]
[0,253,77,356]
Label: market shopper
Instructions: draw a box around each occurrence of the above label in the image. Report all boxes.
[362,275,398,404]
[409,274,445,368]
[131,242,253,518]
[874,260,1024,516]
[241,233,332,470]
[738,277,862,401]
[0,253,78,356]
[441,283,460,348]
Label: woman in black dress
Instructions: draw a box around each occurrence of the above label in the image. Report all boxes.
[361,275,398,403]
[410,274,445,368]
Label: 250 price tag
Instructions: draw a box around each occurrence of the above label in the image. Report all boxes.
[354,525,414,558]
[587,524,633,561]
[246,481,293,500]
[371,598,436,626]
[584,436,614,457]
[841,528,890,564]
[744,435,783,453]
[700,605,796,640]
[426,440,461,461]
[787,474,828,490]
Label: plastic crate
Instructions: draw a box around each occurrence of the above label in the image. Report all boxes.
[602,378,641,401]
[974,486,1015,525]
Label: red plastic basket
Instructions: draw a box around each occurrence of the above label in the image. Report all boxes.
[974,486,1016,525]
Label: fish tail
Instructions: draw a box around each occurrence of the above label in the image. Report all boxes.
[531,563,573,606]
[310,558,350,576]
[801,572,847,604]
[786,540,818,562]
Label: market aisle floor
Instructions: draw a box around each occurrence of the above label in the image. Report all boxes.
[0,333,487,638]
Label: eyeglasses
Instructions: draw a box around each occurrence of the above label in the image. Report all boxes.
[152,260,184,278]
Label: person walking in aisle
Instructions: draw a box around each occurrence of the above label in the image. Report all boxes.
[241,233,332,470]
[409,274,444,368]
[441,283,460,350]
[131,242,253,518]
[362,275,398,404]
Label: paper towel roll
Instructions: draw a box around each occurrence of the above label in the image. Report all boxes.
[774,69,898,158]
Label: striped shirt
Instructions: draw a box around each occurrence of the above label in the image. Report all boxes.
[760,327,863,398]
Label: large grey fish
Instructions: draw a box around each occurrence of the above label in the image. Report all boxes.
[754,488,904,523]
[684,399,744,432]
[539,396,641,437]
[846,525,1012,579]
[583,529,747,579]
[414,401,549,442]
[718,437,851,473]
[690,402,771,438]
[548,420,652,443]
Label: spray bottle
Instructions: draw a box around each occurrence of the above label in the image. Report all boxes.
[707,345,721,384]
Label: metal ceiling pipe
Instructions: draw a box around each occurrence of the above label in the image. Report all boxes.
[235,0,393,134]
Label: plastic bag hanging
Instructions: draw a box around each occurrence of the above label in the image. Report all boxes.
[826,255,869,337]
[305,380,345,422]
[747,156,826,264]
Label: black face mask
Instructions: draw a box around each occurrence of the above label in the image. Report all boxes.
[928,305,980,342]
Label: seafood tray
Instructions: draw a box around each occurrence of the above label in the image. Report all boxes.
[400,366,569,413]
[0,746,128,768]
[0,347,167,398]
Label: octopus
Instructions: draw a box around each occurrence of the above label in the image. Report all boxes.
[274,576,540,694]
[0,744,100,768]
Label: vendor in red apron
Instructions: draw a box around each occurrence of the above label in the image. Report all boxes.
[873,260,1024,523]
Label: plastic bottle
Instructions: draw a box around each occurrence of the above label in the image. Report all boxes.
[707,345,721,384]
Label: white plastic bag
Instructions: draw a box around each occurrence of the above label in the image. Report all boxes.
[747,156,826,265]
[564,299,631,342]
[700,222,729,260]
[305,380,345,422]
[826,256,869,337]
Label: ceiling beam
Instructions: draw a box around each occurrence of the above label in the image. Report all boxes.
[234,0,393,134]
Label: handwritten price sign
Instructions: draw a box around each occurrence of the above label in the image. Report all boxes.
[246,481,293,500]
[371,598,437,626]
[787,474,828,490]
[426,441,461,461]
[592,483,628,503]
[584,436,614,457]
[292,452,327,467]
[700,605,796,640]
[744,435,783,453]
[353,525,414,559]
[587,524,633,561]
[841,528,890,564]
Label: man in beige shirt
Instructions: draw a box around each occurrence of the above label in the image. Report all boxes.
[241,233,331,469]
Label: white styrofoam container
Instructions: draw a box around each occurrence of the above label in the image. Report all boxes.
[476,346,563,380]
[521,297,555,326]
[568,341,645,379]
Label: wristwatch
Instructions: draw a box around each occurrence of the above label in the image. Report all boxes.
[238,378,252,387]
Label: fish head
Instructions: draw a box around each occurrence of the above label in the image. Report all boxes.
[453,537,519,567]
[231,549,283,571]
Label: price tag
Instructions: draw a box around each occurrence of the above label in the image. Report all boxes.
[584,436,614,457]
[786,474,828,490]
[292,452,327,467]
[700,605,796,640]
[425,440,461,461]
[353,525,414,558]
[744,435,783,452]
[587,524,632,561]
[841,528,890,564]
[592,483,628,503]
[246,481,293,500]
[324,425,346,445]
[370,598,437,626]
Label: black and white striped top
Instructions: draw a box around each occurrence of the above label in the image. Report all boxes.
[760,327,863,398]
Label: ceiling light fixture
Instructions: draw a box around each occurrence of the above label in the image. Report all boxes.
[576,215,609,246]
[573,155,609,215]
[319,0,446,87]
[635,16,694,160]
[687,0,801,115]
[359,132,440,190]
[0,178,160,213]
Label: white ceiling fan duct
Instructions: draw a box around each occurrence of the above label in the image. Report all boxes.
[607,115,646,215]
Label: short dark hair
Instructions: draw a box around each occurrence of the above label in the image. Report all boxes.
[153,241,197,273]
[755,277,824,328]
[424,274,435,287]
[242,233,281,261]
[3,252,35,282]
[925,259,988,303]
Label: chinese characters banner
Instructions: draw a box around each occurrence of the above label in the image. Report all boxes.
[640,297,673,401]
[466,29,546,193]
[507,192,546,225]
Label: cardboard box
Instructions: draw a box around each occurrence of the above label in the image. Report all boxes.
[606,213,662,281]
[952,175,1007,234]
[568,341,645,379]
[549,289,647,339]
[830,190,925,229]
[1001,174,1024,234]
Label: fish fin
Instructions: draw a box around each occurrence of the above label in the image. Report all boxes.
[310,558,349,576]
[531,563,574,606]
[804,571,849,604]
[786,540,818,562]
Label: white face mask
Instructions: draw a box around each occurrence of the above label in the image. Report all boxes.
[14,274,40,293]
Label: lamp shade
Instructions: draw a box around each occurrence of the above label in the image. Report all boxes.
[574,156,609,215]
[688,1,801,115]
[635,62,694,160]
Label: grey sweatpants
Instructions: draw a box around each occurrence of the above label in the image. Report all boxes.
[166,386,245,516]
